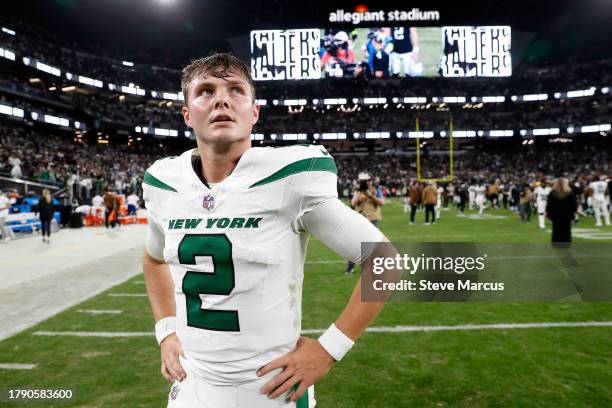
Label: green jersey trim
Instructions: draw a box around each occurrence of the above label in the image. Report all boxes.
[249,157,337,188]
[143,171,178,192]
[295,384,310,408]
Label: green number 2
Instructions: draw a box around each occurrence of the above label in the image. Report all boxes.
[178,234,240,331]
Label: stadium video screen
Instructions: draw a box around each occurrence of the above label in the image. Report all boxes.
[250,26,511,80]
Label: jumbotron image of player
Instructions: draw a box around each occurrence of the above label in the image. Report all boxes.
[142,53,393,407]
[389,27,424,77]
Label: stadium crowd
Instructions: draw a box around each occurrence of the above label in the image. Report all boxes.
[0,127,165,199]
[1,126,610,205]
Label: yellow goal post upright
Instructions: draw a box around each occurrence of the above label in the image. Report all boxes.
[415,116,454,183]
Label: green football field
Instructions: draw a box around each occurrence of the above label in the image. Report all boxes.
[1,200,611,407]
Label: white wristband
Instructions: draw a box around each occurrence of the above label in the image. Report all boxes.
[155,316,176,345]
[413,46,420,53]
[317,323,355,361]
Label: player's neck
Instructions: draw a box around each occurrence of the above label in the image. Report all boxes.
[196,140,251,183]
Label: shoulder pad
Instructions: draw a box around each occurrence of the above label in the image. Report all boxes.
[248,145,336,189]
[143,150,192,193]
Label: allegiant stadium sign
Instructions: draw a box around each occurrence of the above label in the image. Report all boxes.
[328,8,441,25]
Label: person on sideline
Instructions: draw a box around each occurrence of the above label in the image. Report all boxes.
[35,189,55,243]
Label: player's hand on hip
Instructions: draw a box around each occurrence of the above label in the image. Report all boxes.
[257,336,335,402]
[160,333,186,383]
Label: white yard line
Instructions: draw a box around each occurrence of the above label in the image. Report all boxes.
[108,293,147,297]
[303,321,612,334]
[77,309,123,315]
[31,321,612,338]
[0,363,37,369]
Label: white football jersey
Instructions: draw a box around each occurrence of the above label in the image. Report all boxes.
[474,185,486,199]
[589,181,607,201]
[143,146,340,385]
[534,186,551,204]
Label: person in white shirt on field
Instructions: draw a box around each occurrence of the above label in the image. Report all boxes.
[534,180,552,229]
[0,191,15,243]
[435,183,444,220]
[126,191,140,215]
[474,182,487,215]
[588,175,610,227]
[468,183,476,210]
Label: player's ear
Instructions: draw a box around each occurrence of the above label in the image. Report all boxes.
[252,102,260,126]
[182,106,192,127]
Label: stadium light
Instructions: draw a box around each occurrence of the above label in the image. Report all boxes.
[0,47,15,61]
[36,61,61,77]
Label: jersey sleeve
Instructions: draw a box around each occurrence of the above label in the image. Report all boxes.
[299,199,384,263]
[142,170,165,261]
[295,146,339,218]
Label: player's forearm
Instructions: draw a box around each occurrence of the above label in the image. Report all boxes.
[334,281,385,341]
[334,237,396,341]
[143,250,176,322]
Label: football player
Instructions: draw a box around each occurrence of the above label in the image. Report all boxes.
[435,183,444,220]
[468,182,476,210]
[142,53,391,407]
[389,27,421,77]
[588,175,610,226]
[534,180,551,229]
[474,181,487,215]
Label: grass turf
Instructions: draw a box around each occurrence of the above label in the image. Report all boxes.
[1,200,611,407]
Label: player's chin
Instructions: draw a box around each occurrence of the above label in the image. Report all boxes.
[204,128,248,144]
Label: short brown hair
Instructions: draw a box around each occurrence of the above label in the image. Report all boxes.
[181,52,256,104]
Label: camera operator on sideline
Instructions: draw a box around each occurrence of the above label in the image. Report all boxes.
[344,173,385,274]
